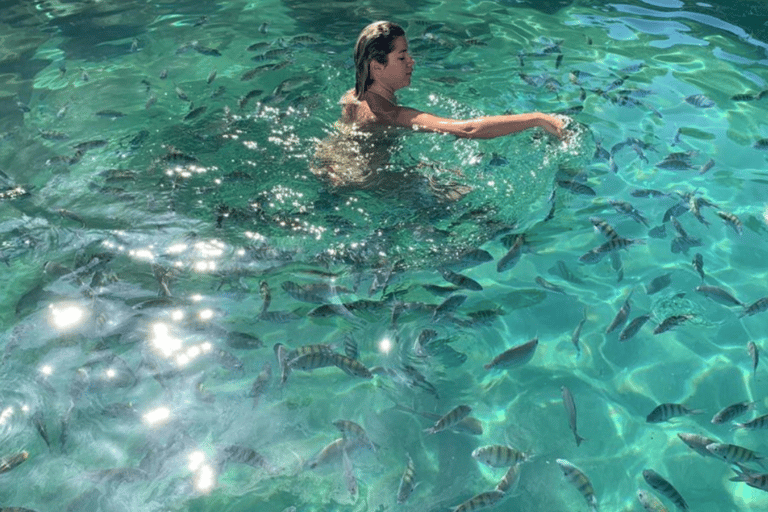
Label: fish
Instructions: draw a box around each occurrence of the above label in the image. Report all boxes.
[183,105,207,121]
[496,234,526,272]
[220,445,266,468]
[274,343,290,384]
[653,314,694,334]
[694,285,742,306]
[730,464,768,492]
[748,341,759,376]
[556,179,596,195]
[495,464,522,494]
[609,199,649,226]
[753,138,768,150]
[432,294,467,322]
[258,281,272,315]
[397,453,417,503]
[250,362,271,407]
[556,459,597,512]
[535,276,566,294]
[637,489,670,512]
[642,469,688,511]
[95,110,125,118]
[331,353,372,379]
[619,314,651,341]
[711,402,755,424]
[646,273,672,295]
[238,89,263,109]
[731,93,756,101]
[742,297,768,317]
[736,412,768,430]
[333,419,376,450]
[484,336,538,370]
[606,292,632,334]
[440,268,482,291]
[685,94,715,108]
[424,404,472,434]
[692,253,705,281]
[32,411,50,449]
[0,451,28,474]
[699,158,715,174]
[471,445,528,467]
[562,385,585,446]
[646,403,703,423]
[707,442,766,468]
[450,490,505,512]
[391,403,482,434]
[677,432,720,457]
[343,334,358,360]
[716,210,743,234]
[341,448,357,497]
[571,308,587,355]
[307,437,348,469]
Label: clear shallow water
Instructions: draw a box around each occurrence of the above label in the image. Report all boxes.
[1,0,768,511]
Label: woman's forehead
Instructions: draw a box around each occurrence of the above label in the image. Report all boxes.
[391,36,408,52]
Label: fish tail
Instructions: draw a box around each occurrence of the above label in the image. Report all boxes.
[576,434,586,446]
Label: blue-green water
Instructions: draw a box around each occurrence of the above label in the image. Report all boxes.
[1,0,768,511]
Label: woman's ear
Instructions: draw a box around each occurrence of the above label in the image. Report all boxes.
[369,60,384,79]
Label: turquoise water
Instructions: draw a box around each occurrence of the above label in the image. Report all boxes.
[1,0,768,511]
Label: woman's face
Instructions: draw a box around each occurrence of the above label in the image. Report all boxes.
[377,36,415,91]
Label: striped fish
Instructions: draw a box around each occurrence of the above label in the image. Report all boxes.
[706,442,766,468]
[685,94,715,108]
[471,445,528,467]
[331,353,372,379]
[562,386,585,446]
[287,351,336,372]
[736,412,768,430]
[425,405,472,434]
[677,432,720,458]
[731,464,768,492]
[451,490,505,512]
[397,453,417,503]
[653,314,694,334]
[556,458,597,512]
[496,234,526,272]
[742,297,768,317]
[642,469,688,511]
[484,337,538,370]
[637,489,669,512]
[495,463,521,494]
[711,401,755,424]
[589,217,619,239]
[716,210,742,234]
[440,268,482,291]
[646,403,703,423]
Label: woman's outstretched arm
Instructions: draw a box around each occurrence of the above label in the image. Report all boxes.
[366,93,565,139]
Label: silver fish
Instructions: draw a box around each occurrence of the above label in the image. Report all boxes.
[341,448,357,497]
[606,292,632,334]
[692,253,705,281]
[562,385,585,446]
[694,285,742,306]
[440,268,482,291]
[742,297,768,317]
[619,314,651,341]
[748,341,759,376]
[646,273,672,295]
[677,432,720,458]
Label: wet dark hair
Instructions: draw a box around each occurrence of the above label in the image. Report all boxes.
[353,21,406,99]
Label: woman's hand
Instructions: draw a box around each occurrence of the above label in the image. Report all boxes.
[537,114,566,139]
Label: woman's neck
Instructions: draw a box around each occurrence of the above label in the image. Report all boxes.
[366,83,396,103]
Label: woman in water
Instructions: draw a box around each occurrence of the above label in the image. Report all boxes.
[311,21,566,197]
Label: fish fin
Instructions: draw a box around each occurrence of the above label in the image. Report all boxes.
[576,434,586,446]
